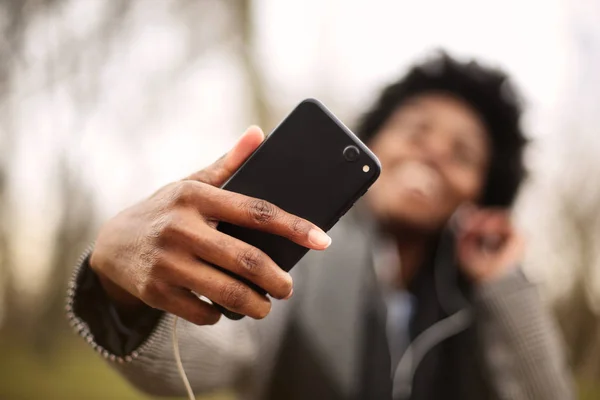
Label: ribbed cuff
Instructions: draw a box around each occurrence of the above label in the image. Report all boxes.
[65,245,165,363]
[473,267,533,311]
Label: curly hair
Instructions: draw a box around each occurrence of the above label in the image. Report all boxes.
[356,51,527,207]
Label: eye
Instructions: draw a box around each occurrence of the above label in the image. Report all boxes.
[452,141,479,167]
[397,113,429,141]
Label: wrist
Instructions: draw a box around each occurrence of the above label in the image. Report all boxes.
[89,251,146,313]
[470,262,520,285]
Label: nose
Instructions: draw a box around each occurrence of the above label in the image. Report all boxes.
[421,130,451,166]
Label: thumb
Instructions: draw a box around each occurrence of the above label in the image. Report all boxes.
[187,126,265,187]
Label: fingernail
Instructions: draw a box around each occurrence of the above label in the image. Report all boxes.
[283,288,294,300]
[244,125,264,139]
[308,228,332,248]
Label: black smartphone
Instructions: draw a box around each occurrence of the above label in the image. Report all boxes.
[216,98,381,319]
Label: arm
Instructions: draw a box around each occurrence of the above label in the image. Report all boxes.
[68,249,296,397]
[66,127,330,397]
[474,270,574,400]
[67,250,266,397]
[456,209,574,400]
[117,313,260,397]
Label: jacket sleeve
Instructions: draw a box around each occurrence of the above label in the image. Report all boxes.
[66,246,285,397]
[474,269,575,400]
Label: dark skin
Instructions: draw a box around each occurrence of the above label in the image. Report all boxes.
[91,94,524,325]
[366,93,523,286]
[92,126,331,324]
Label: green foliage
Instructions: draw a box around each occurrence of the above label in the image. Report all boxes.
[2,334,600,399]
[0,336,233,400]
[578,379,600,400]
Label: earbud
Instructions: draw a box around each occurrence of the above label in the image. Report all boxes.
[448,203,475,234]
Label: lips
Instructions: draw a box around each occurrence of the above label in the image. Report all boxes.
[390,161,443,201]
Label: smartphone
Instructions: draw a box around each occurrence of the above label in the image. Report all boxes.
[216,98,381,319]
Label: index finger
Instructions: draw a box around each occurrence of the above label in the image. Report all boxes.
[200,185,332,250]
[459,208,508,234]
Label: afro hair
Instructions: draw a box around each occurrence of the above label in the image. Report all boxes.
[356,51,527,207]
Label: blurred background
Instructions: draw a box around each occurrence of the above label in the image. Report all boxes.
[0,0,599,398]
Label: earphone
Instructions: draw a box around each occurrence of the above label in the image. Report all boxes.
[171,207,476,400]
[173,316,196,400]
[392,208,475,398]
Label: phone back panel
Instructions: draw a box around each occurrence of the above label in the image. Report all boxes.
[218,99,380,273]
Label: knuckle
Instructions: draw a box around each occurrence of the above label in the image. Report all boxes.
[149,217,171,244]
[150,212,185,244]
[236,247,263,277]
[219,281,250,310]
[254,300,272,320]
[247,199,277,225]
[272,276,293,299]
[289,217,308,237]
[189,308,220,326]
[169,181,197,206]
[148,253,173,277]
[193,156,225,186]
[138,245,163,271]
[279,278,294,298]
[190,315,212,326]
[139,281,167,308]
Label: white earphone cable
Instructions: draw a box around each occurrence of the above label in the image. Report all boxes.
[172,316,196,400]
[392,220,474,399]
[171,215,470,400]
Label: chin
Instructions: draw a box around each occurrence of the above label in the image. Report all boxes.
[367,192,446,233]
[380,206,444,234]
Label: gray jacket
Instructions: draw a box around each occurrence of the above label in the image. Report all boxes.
[67,215,574,400]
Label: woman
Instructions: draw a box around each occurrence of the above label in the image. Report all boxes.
[68,52,573,399]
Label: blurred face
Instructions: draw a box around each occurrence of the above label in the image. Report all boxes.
[366,93,490,233]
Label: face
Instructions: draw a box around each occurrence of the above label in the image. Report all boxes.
[366,93,491,233]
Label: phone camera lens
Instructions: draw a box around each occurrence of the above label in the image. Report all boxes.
[343,145,360,162]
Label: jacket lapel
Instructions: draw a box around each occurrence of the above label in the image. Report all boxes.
[295,211,388,398]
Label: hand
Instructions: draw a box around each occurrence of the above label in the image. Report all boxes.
[455,207,524,284]
[90,126,332,325]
